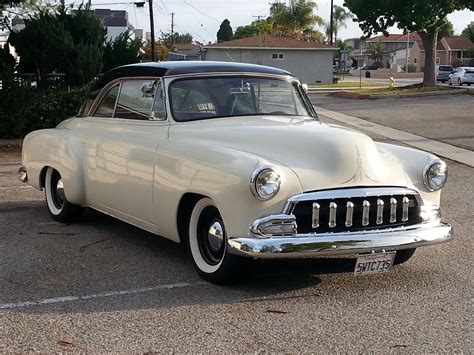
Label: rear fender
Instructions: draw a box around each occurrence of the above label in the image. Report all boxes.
[22,129,86,205]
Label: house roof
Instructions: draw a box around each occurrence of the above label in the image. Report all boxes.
[204,35,336,50]
[175,43,200,51]
[368,33,422,43]
[443,37,473,50]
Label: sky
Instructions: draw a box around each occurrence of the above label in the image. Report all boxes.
[76,0,473,43]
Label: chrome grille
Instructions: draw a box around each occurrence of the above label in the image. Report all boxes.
[285,188,422,234]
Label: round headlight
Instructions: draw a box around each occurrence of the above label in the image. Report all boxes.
[423,160,447,191]
[250,167,281,200]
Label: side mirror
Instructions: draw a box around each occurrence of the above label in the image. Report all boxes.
[302,83,308,92]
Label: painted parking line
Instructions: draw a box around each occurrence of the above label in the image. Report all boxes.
[0,186,33,190]
[0,282,206,310]
[316,107,474,167]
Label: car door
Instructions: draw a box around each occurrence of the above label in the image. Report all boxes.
[85,78,168,228]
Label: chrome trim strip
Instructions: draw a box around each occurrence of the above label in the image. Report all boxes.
[376,199,384,225]
[283,187,422,214]
[345,201,354,227]
[402,196,409,222]
[390,197,397,223]
[312,202,320,228]
[228,223,453,258]
[250,214,297,238]
[362,200,370,226]
[329,202,337,228]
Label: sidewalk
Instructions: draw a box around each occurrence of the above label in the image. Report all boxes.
[316,106,474,167]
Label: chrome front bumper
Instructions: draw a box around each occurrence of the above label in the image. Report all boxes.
[227,222,453,258]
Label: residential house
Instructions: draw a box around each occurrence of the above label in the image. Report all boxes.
[347,33,473,72]
[204,35,338,84]
[168,43,202,61]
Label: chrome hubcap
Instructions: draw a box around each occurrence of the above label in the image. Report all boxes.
[56,179,65,205]
[207,221,224,252]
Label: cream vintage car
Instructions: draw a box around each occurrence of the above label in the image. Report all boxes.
[20,61,452,284]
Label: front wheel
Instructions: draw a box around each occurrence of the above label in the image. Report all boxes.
[45,167,83,223]
[187,198,239,284]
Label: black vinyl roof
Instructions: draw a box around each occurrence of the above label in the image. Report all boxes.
[88,61,293,99]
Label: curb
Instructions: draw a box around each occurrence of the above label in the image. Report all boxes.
[0,139,23,148]
[333,88,469,100]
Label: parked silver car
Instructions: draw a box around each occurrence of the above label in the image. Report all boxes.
[448,67,474,86]
[435,65,454,83]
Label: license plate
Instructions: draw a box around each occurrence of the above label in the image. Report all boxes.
[354,252,396,276]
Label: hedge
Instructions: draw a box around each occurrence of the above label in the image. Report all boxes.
[0,86,88,139]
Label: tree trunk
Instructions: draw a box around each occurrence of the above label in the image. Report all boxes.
[421,31,438,87]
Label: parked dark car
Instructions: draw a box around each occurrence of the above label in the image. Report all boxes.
[436,65,454,83]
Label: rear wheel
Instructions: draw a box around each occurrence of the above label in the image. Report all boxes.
[187,198,239,284]
[394,248,416,265]
[45,167,83,223]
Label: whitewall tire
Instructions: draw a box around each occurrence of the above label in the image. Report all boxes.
[45,167,83,223]
[187,198,238,284]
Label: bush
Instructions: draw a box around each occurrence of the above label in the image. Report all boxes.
[0,86,88,138]
[400,64,418,73]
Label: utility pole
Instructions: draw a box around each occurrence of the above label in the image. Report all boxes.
[148,0,156,61]
[406,31,410,73]
[252,14,265,47]
[329,0,334,46]
[171,12,175,52]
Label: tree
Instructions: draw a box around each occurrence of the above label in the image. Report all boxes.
[302,27,325,43]
[344,0,474,86]
[142,41,168,61]
[102,30,142,73]
[270,0,324,39]
[217,19,233,42]
[366,40,385,66]
[160,31,193,50]
[461,21,474,42]
[8,2,105,87]
[233,20,273,40]
[8,12,74,86]
[58,2,105,86]
[327,5,353,44]
[438,19,454,38]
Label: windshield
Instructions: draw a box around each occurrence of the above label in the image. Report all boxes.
[439,66,453,71]
[169,76,315,122]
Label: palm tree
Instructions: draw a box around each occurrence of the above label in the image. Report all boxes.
[327,5,353,44]
[270,0,324,39]
[367,40,386,66]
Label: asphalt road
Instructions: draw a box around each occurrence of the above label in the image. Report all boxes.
[0,99,473,351]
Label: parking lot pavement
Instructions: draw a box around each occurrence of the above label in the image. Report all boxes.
[309,93,474,151]
[1,136,473,351]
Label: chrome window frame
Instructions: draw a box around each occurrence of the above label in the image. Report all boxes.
[87,76,168,122]
[164,72,318,122]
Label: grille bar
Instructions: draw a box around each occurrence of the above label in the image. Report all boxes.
[288,188,422,234]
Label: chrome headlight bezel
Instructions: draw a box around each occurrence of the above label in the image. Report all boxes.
[250,166,281,201]
[423,159,448,192]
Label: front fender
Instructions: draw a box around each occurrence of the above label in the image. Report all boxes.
[153,141,303,242]
[22,128,86,205]
[376,142,441,206]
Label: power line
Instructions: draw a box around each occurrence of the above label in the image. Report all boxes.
[182,0,219,23]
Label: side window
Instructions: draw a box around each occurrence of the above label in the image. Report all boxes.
[95,84,119,118]
[114,80,156,120]
[151,81,166,120]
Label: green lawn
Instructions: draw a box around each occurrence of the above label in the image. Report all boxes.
[349,85,452,96]
[309,82,387,89]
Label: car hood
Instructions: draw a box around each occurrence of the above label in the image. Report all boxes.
[171,116,409,191]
